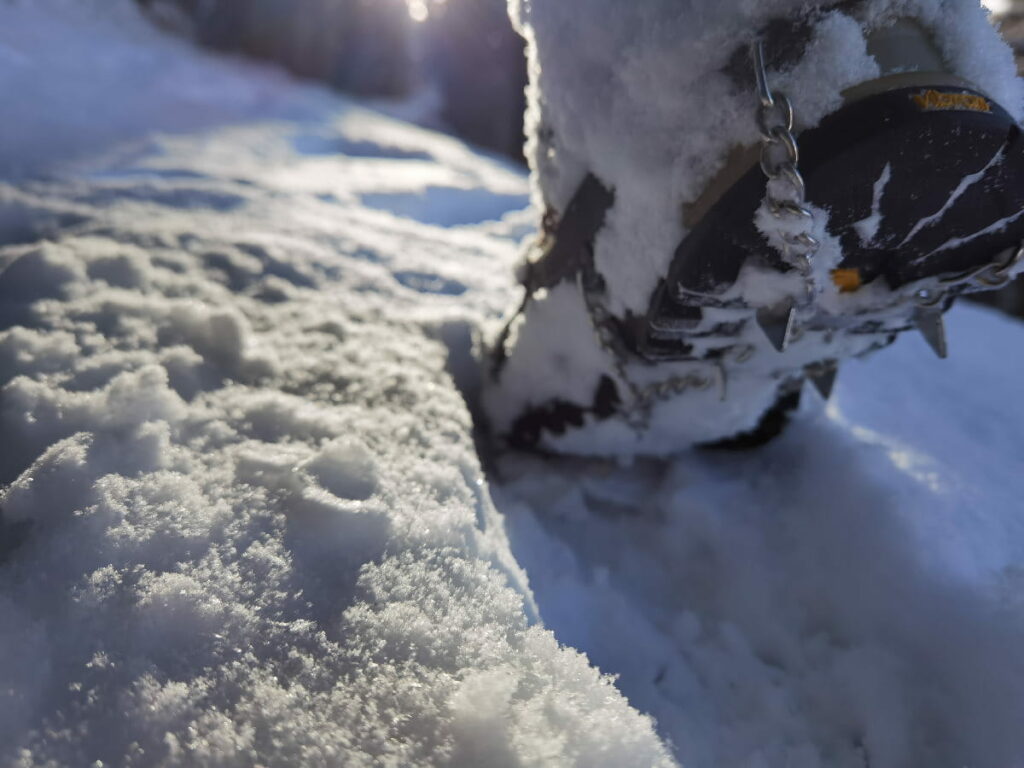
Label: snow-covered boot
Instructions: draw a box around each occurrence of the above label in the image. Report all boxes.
[484,0,1024,456]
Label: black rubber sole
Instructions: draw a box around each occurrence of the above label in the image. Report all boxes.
[700,389,803,451]
[635,84,1024,358]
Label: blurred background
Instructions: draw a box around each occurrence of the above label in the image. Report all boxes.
[129,0,1024,160]
[104,0,1024,318]
[134,0,528,160]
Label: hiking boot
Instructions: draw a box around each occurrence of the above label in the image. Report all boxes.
[485,1,1024,456]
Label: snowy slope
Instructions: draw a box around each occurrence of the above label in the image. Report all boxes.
[0,6,673,767]
[498,311,1024,767]
[3,4,1024,768]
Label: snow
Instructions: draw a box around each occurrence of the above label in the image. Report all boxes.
[900,147,1006,249]
[853,162,892,246]
[4,2,1024,767]
[924,207,1024,257]
[497,308,1024,766]
[0,4,672,766]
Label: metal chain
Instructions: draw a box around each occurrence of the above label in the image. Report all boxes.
[579,267,644,412]
[913,243,1024,310]
[519,39,847,433]
[571,41,819,429]
[579,267,720,431]
[752,40,819,274]
[500,40,1021,444]
[938,243,1024,290]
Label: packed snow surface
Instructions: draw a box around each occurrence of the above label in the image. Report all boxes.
[3,3,1024,767]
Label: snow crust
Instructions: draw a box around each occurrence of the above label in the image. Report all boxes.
[4,3,1024,768]
[0,5,673,766]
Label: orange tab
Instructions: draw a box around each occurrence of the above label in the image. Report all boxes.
[831,268,863,293]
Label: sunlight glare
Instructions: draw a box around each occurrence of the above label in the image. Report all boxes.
[407,0,429,22]
[983,0,1011,14]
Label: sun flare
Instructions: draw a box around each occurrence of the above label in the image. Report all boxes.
[982,0,1011,14]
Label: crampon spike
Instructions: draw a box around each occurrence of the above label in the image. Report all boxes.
[914,309,948,359]
[809,366,838,400]
[756,298,798,352]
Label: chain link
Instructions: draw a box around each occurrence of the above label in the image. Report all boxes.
[914,242,1024,310]
[571,40,818,430]
[579,267,721,431]
[752,40,819,274]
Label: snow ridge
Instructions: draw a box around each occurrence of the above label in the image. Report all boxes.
[0,5,672,765]
[0,166,669,767]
